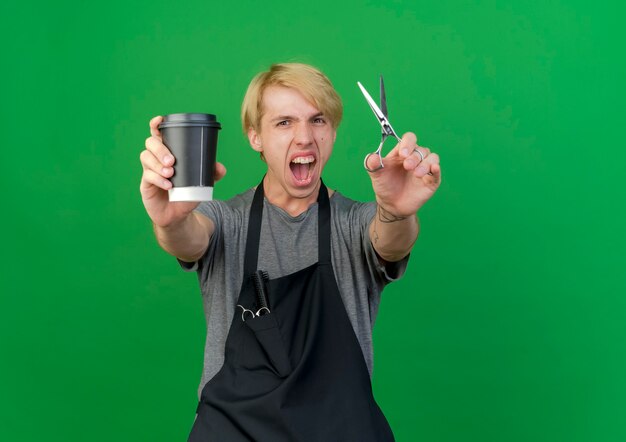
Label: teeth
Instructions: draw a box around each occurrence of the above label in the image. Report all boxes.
[291,156,315,164]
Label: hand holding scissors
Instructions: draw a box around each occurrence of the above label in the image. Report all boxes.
[358,76,433,175]
[357,76,442,216]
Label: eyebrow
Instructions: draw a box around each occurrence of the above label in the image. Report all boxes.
[270,112,325,122]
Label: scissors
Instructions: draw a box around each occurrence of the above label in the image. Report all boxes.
[237,304,270,322]
[237,270,271,321]
[358,76,401,172]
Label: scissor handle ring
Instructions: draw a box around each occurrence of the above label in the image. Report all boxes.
[255,307,271,316]
[364,152,384,172]
[237,304,255,322]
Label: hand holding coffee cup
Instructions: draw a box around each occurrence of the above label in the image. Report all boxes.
[140,115,226,228]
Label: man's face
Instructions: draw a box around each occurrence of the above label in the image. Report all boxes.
[248,85,336,201]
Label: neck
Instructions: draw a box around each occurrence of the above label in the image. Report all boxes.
[262,175,321,217]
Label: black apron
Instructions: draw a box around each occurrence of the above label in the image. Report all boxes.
[188,180,394,442]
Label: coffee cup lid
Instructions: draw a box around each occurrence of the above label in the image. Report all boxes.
[158,113,221,129]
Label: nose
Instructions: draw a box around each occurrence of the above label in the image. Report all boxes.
[294,122,313,146]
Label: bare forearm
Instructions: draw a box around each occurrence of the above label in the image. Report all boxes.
[153,212,212,262]
[369,205,419,262]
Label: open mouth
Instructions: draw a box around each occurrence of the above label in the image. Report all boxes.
[289,155,316,184]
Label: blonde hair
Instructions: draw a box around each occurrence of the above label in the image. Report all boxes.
[241,63,343,134]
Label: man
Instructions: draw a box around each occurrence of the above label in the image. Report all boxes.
[140,63,441,441]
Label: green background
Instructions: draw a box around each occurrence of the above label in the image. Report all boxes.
[2,1,625,440]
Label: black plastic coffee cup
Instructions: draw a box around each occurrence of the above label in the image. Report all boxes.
[158,113,221,201]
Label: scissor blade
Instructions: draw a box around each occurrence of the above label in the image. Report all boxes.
[379,75,388,119]
[357,81,386,124]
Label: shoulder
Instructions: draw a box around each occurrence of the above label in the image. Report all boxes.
[195,188,255,222]
[329,191,376,245]
[221,188,255,214]
[330,191,376,223]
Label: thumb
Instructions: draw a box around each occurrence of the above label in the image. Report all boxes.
[215,162,227,182]
[364,153,384,173]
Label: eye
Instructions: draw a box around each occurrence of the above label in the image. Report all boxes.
[313,117,326,125]
[277,120,290,127]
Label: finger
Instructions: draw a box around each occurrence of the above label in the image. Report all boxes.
[403,146,430,171]
[140,149,174,178]
[364,152,384,173]
[415,146,431,159]
[145,136,175,167]
[420,162,442,185]
[214,162,227,182]
[140,169,172,191]
[394,132,418,159]
[150,116,164,138]
[413,152,440,178]
[431,162,442,181]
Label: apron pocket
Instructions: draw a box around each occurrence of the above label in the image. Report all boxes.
[243,313,292,378]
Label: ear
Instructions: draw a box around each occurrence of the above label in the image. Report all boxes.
[248,127,263,153]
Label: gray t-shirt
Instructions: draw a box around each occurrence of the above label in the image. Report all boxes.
[181,188,408,396]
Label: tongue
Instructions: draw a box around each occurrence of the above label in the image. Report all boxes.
[291,162,309,181]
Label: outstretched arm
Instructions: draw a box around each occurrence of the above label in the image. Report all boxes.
[140,116,227,262]
[366,132,442,262]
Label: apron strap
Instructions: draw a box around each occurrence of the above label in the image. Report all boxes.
[317,180,331,264]
[243,179,266,276]
[243,177,332,276]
